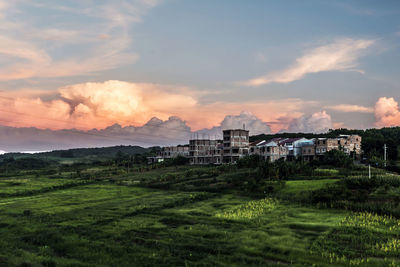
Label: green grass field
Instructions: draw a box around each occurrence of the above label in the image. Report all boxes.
[0,165,400,266]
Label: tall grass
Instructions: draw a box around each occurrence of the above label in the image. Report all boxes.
[215,198,278,221]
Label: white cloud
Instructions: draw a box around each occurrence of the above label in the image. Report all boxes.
[284,111,333,133]
[242,38,375,86]
[325,104,374,113]
[197,111,272,138]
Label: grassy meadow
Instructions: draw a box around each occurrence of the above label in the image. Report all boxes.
[0,161,400,266]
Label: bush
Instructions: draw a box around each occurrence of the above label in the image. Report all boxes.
[320,150,353,168]
[237,155,262,169]
[164,156,189,166]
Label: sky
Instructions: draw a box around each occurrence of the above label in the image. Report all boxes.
[0,0,400,150]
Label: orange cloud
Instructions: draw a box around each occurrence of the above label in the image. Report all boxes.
[374,97,400,127]
[0,81,312,132]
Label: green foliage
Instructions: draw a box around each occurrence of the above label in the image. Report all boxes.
[236,155,262,169]
[163,155,190,166]
[2,155,400,266]
[320,149,353,168]
[0,157,55,171]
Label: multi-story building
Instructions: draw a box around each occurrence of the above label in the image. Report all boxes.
[339,134,362,156]
[278,137,314,160]
[301,143,316,161]
[147,145,189,164]
[249,140,287,162]
[315,135,362,159]
[222,129,249,163]
[249,140,267,155]
[260,140,288,162]
[189,139,223,165]
[148,131,362,165]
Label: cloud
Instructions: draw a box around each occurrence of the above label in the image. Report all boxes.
[94,116,192,141]
[0,112,272,151]
[325,104,374,113]
[0,117,190,152]
[197,111,272,138]
[0,80,197,130]
[284,111,333,133]
[220,111,271,134]
[0,0,160,81]
[374,97,400,127]
[0,80,313,134]
[242,38,375,86]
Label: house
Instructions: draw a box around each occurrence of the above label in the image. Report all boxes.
[315,135,362,159]
[278,137,314,160]
[249,139,287,162]
[301,143,316,161]
[249,140,267,155]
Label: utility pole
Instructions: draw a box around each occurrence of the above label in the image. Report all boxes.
[369,164,371,179]
[384,144,387,168]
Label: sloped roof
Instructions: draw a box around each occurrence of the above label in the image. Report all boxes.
[249,140,267,147]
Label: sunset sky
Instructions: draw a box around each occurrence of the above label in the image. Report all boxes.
[1,0,400,150]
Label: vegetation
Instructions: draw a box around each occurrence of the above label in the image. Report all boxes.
[0,143,400,266]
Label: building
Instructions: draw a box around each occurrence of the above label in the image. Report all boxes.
[315,135,362,159]
[147,130,362,165]
[339,134,362,156]
[189,139,223,165]
[278,137,314,160]
[249,140,288,162]
[222,129,249,163]
[259,140,288,162]
[147,145,189,164]
[301,143,316,161]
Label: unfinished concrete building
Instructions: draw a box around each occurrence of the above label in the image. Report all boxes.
[189,139,223,165]
[249,140,288,162]
[315,135,362,159]
[222,129,249,163]
[147,145,189,164]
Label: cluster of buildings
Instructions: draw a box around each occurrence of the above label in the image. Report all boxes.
[148,128,362,165]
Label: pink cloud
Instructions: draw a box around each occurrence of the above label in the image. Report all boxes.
[0,81,311,133]
[374,97,400,127]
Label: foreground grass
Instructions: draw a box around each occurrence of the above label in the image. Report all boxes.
[0,166,400,266]
[0,180,348,266]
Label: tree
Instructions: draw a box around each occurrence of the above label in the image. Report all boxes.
[322,150,353,168]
